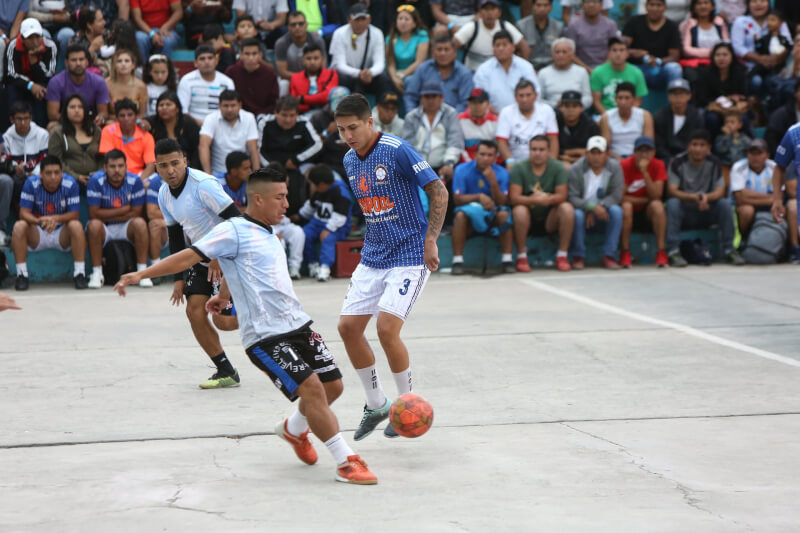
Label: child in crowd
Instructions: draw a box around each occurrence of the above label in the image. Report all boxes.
[202,23,236,73]
[714,113,751,179]
[752,10,793,81]
[143,54,178,116]
[231,15,269,64]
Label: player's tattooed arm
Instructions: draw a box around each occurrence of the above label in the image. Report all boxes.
[423,179,449,241]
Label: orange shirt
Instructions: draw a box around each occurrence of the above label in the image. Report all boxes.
[99,123,155,175]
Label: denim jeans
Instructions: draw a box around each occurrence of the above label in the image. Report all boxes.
[637,62,683,91]
[571,204,623,258]
[665,197,734,253]
[135,30,179,63]
[303,218,349,267]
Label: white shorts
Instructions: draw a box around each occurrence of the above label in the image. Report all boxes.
[101,220,133,245]
[30,225,70,252]
[341,263,430,320]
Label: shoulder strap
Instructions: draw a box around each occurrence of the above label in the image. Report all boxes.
[463,20,480,58]
[359,27,372,71]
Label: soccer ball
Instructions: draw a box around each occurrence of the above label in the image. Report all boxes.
[389,393,434,438]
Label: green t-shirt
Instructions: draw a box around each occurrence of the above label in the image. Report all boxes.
[296,0,323,33]
[509,158,567,221]
[589,62,649,111]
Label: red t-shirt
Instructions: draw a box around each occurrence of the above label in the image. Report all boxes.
[620,155,667,211]
[131,0,180,28]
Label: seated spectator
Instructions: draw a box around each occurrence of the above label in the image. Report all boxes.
[66,5,110,75]
[144,91,201,169]
[619,135,669,268]
[731,138,799,262]
[749,9,793,97]
[131,0,182,61]
[144,173,169,268]
[225,38,279,117]
[599,82,655,159]
[373,91,404,136]
[11,156,87,291]
[497,79,558,165]
[561,0,613,26]
[309,86,351,178]
[233,0,288,49]
[330,3,391,96]
[567,136,624,269]
[516,0,564,71]
[695,42,749,135]
[46,44,111,130]
[451,139,514,274]
[665,129,743,266]
[178,45,235,126]
[678,0,730,68]
[85,149,149,289]
[454,0,529,72]
[538,38,591,111]
[404,34,473,113]
[290,43,339,115]
[622,0,682,90]
[564,0,619,71]
[510,135,573,272]
[474,31,540,115]
[458,88,498,162]
[713,113,751,172]
[201,23,236,73]
[401,80,464,182]
[216,151,251,209]
[5,19,56,127]
[274,11,327,96]
[766,79,800,157]
[731,0,792,96]
[430,0,477,33]
[590,37,648,115]
[106,48,148,120]
[47,94,102,188]
[386,4,429,94]
[654,78,705,165]
[2,102,50,202]
[143,54,178,116]
[199,90,260,175]
[181,0,232,50]
[231,15,269,62]
[557,90,600,170]
[298,164,353,282]
[99,99,156,178]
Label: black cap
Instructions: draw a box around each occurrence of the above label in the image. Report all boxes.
[378,91,400,105]
[348,2,370,19]
[560,90,583,105]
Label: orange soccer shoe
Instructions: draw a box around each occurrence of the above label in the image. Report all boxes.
[275,419,318,465]
[336,455,378,485]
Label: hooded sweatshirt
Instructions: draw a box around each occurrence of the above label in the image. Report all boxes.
[1,122,50,175]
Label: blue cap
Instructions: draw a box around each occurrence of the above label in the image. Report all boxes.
[420,79,444,96]
[634,135,655,150]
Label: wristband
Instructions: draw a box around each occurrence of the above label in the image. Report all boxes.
[27,81,34,91]
[0,34,6,41]
[506,158,516,165]
[186,6,192,13]
[447,22,454,30]
[136,118,141,125]
[149,29,157,38]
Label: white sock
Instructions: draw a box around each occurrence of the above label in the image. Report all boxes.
[74,262,85,277]
[355,365,387,409]
[92,266,103,276]
[16,263,28,277]
[452,254,464,263]
[501,253,512,262]
[517,251,527,260]
[324,433,354,465]
[151,258,161,266]
[285,408,309,436]
[556,250,567,258]
[392,367,412,395]
[137,263,147,272]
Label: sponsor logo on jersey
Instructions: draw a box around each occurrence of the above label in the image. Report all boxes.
[375,164,388,182]
[358,195,395,216]
[412,161,431,174]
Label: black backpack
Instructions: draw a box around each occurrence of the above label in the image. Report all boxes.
[679,238,713,265]
[102,241,137,285]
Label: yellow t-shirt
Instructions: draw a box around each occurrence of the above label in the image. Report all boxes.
[296,0,323,33]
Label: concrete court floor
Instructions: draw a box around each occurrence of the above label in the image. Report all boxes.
[1,265,799,532]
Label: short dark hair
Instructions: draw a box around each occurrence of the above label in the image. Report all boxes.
[768,8,785,21]
[515,79,536,94]
[334,94,372,121]
[236,14,255,27]
[225,151,250,172]
[9,101,32,117]
[433,34,454,47]
[492,30,513,45]
[219,89,240,103]
[689,129,712,144]
[40,155,62,171]
[202,23,224,42]
[195,44,215,60]
[615,81,637,97]
[266,161,287,175]
[104,149,127,164]
[477,139,498,152]
[114,98,138,115]
[275,95,299,113]
[529,135,550,147]
[66,43,91,62]
[241,37,262,51]
[154,138,184,157]
[287,10,306,21]
[249,166,288,185]
[302,42,323,56]
[307,164,334,185]
[608,36,627,49]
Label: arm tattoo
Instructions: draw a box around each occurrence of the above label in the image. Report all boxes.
[423,179,449,241]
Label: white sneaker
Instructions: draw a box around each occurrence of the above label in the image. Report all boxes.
[317,264,330,282]
[308,262,319,278]
[88,271,104,289]
[288,265,301,280]
[138,277,154,288]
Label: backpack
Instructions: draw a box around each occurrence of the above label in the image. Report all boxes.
[741,212,787,264]
[102,240,137,285]
[463,20,511,59]
[679,238,713,265]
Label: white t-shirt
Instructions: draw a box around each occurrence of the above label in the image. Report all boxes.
[146,83,166,116]
[199,110,259,174]
[496,102,558,161]
[584,168,603,204]
[673,114,686,135]
[454,19,524,71]
[696,26,721,50]
[177,70,235,122]
[730,159,777,194]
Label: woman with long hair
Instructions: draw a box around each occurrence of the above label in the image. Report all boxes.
[144,91,201,168]
[679,0,730,67]
[47,94,102,187]
[106,48,148,120]
[695,42,749,133]
[386,4,430,93]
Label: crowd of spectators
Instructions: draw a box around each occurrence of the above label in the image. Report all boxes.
[2,0,800,289]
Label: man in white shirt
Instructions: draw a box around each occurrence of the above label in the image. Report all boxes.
[537,37,592,110]
[473,30,540,115]
[177,45,235,126]
[233,0,289,48]
[496,79,559,165]
[453,0,530,71]
[329,3,390,96]
[199,90,261,175]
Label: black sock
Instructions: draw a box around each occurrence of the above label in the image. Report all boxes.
[211,352,235,376]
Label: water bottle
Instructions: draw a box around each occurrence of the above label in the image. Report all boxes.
[640,239,650,265]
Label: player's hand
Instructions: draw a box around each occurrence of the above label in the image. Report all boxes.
[772,198,786,223]
[207,259,222,284]
[205,293,227,315]
[424,238,439,272]
[114,272,141,297]
[170,280,185,306]
[0,293,21,311]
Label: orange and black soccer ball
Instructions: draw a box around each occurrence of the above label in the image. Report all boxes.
[389,393,434,438]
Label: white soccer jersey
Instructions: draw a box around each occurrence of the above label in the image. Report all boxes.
[157,167,233,243]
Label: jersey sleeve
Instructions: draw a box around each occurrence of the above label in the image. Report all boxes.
[19,178,35,211]
[452,164,469,196]
[146,178,161,205]
[192,220,239,261]
[396,142,440,189]
[131,177,146,207]
[495,166,510,194]
[196,177,234,215]
[66,178,81,212]
[86,175,102,207]
[157,186,177,226]
[775,129,796,169]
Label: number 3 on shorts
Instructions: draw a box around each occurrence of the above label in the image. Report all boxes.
[399,278,411,295]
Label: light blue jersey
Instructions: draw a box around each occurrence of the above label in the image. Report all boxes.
[192,215,312,348]
[146,175,163,205]
[87,171,145,224]
[157,168,233,243]
[343,133,439,269]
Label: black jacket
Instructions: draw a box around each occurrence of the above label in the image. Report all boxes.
[257,115,324,167]
[765,100,799,157]
[654,103,705,164]
[4,36,57,90]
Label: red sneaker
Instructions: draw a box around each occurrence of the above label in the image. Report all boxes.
[602,256,621,269]
[515,257,531,273]
[555,256,571,272]
[275,419,318,465]
[619,250,632,268]
[572,257,585,270]
[336,455,378,485]
[655,249,669,268]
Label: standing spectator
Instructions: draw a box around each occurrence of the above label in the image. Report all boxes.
[403,34,473,113]
[386,4,429,94]
[515,0,563,71]
[85,150,150,289]
[106,48,148,120]
[509,135,573,272]
[713,113,751,168]
[143,54,178,116]
[564,0,619,72]
[430,0,478,33]
[766,79,800,156]
[329,3,391,96]
[731,0,792,95]
[665,129,743,266]
[2,101,50,183]
[233,0,288,49]
[654,78,705,165]
[694,42,749,135]
[590,37,648,115]
[275,11,327,96]
[561,0,613,26]
[458,88,498,162]
[498,79,559,165]
[678,0,729,68]
[177,45,235,126]
[11,156,87,291]
[619,136,669,268]
[131,0,182,61]
[290,42,339,115]
[47,95,102,188]
[373,91,405,137]
[201,23,236,74]
[453,0,529,72]
[144,91,202,169]
[225,38,279,117]
[557,90,600,170]
[622,0,682,91]
[401,80,464,183]
[451,140,514,274]
[5,19,56,127]
[215,151,250,208]
[473,31,540,115]
[198,90,260,176]
[599,82,654,159]
[181,0,232,50]
[567,136,624,269]
[538,38,591,110]
[46,44,111,129]
[99,99,156,178]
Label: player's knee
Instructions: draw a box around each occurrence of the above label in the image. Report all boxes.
[185,298,207,322]
[87,219,103,236]
[337,317,362,341]
[650,200,665,215]
[557,201,573,217]
[786,198,797,215]
[376,317,402,345]
[297,374,327,405]
[67,219,82,233]
[622,201,633,217]
[211,314,238,331]
[12,219,29,237]
[323,378,344,404]
[131,217,147,233]
[495,210,509,224]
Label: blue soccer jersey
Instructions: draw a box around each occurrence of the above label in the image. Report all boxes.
[146,175,163,205]
[775,123,800,177]
[214,172,248,207]
[452,161,510,196]
[87,171,146,224]
[19,174,80,224]
[343,133,439,268]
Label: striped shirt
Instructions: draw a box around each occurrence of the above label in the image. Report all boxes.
[176,70,235,122]
[19,174,80,224]
[87,171,146,224]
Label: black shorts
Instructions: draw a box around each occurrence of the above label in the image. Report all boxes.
[245,324,342,401]
[632,209,652,233]
[529,216,551,237]
[183,263,234,315]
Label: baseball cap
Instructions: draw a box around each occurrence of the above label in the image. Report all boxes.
[20,19,43,38]
[420,79,444,96]
[634,135,655,150]
[348,2,370,19]
[667,79,691,93]
[747,138,768,152]
[480,0,501,6]
[560,90,583,105]
[328,86,350,111]
[468,88,489,102]
[586,136,608,152]
[378,91,400,106]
